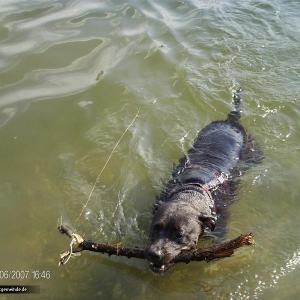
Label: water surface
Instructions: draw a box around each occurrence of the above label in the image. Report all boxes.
[0,1,300,299]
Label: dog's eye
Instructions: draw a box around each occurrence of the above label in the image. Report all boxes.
[153,223,163,231]
[175,232,183,238]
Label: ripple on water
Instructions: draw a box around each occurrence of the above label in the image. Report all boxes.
[1,0,300,299]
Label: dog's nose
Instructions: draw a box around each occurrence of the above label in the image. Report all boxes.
[146,247,162,261]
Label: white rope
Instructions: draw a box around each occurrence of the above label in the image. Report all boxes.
[75,109,140,223]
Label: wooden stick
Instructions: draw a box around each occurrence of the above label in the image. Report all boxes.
[58,225,254,266]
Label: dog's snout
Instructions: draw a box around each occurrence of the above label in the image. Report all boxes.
[146,247,162,261]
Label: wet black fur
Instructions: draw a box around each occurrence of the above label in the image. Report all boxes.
[145,103,262,273]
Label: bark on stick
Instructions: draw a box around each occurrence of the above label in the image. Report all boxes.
[58,225,254,266]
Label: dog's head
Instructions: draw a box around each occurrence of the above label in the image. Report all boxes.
[145,200,216,273]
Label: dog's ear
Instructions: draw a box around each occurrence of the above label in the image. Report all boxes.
[199,215,216,231]
[152,200,163,214]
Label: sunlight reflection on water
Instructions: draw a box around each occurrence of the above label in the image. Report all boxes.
[0,0,300,299]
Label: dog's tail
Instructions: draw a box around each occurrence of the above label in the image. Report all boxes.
[227,85,242,122]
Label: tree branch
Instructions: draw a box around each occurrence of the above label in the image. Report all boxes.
[58,225,254,266]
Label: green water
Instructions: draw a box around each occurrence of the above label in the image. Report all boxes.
[0,1,300,299]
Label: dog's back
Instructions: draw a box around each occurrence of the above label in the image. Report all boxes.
[175,120,246,186]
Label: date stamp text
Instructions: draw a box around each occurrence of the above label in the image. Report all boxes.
[0,270,50,280]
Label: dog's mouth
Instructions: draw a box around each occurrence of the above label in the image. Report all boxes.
[149,262,174,273]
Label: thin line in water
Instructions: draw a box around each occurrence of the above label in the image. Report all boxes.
[75,109,140,224]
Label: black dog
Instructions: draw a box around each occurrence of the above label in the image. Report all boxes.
[145,89,262,273]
